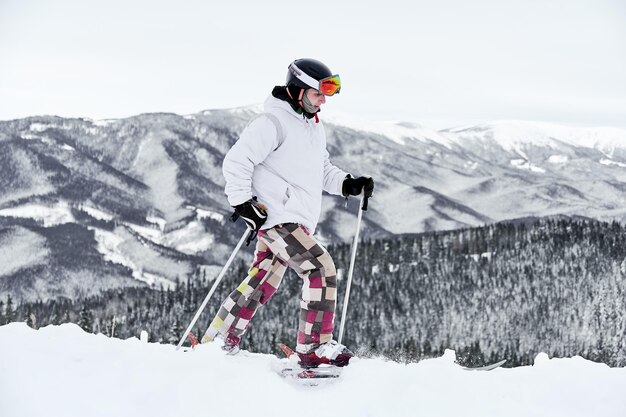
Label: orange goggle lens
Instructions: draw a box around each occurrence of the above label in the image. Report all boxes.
[319,75,341,96]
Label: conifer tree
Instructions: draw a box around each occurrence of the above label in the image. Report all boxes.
[169,317,182,344]
[4,295,15,324]
[26,305,36,329]
[78,305,94,332]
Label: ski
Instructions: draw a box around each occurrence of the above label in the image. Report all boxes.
[278,365,342,379]
[461,359,507,371]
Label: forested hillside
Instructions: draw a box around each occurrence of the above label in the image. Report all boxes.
[6,218,626,367]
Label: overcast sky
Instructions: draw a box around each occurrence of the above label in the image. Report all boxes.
[1,0,625,129]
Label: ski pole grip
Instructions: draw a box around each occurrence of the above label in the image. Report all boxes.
[361,194,369,211]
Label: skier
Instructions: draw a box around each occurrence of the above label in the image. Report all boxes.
[202,58,374,368]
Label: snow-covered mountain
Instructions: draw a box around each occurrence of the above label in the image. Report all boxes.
[2,108,626,301]
[1,322,625,417]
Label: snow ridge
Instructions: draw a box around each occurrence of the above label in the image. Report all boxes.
[1,323,625,417]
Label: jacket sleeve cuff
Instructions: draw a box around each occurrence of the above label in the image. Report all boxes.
[227,194,252,207]
[338,174,352,195]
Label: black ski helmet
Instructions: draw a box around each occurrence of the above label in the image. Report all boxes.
[286,58,335,91]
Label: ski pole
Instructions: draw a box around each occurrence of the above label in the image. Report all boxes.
[176,228,250,350]
[338,193,368,345]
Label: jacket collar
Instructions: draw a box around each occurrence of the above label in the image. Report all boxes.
[270,86,319,121]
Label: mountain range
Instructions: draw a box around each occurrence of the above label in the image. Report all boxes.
[2,107,626,302]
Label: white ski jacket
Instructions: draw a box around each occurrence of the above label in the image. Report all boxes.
[223,95,349,233]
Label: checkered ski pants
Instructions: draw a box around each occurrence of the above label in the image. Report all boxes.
[202,223,338,354]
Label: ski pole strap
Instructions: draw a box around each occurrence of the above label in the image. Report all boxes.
[245,229,257,246]
[230,208,256,246]
[362,194,369,211]
[344,194,370,211]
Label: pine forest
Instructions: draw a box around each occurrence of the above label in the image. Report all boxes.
[5,218,626,367]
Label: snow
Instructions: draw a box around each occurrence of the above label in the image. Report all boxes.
[90,227,175,289]
[163,220,214,254]
[510,158,546,173]
[127,217,214,255]
[20,128,74,151]
[464,160,479,170]
[146,215,167,231]
[190,205,225,223]
[28,121,77,133]
[449,120,626,155]
[548,154,570,164]
[469,252,493,262]
[130,132,190,225]
[29,122,50,132]
[91,227,133,268]
[20,133,39,140]
[1,323,625,417]
[599,158,626,168]
[80,205,115,221]
[140,272,173,288]
[0,202,75,227]
[21,130,54,150]
[125,223,162,241]
[91,119,116,127]
[0,228,49,277]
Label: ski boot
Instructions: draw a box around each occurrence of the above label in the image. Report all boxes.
[202,331,241,355]
[297,340,353,368]
[221,333,241,355]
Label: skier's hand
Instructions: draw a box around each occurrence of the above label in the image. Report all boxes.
[342,176,374,198]
[231,197,267,232]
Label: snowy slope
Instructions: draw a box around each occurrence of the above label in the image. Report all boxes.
[1,323,625,417]
[445,120,626,155]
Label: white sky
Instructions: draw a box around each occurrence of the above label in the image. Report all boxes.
[1,0,625,129]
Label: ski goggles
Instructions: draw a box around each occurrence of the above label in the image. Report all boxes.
[288,63,341,96]
[319,75,341,96]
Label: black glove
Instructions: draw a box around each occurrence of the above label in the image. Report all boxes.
[342,176,374,198]
[230,197,267,245]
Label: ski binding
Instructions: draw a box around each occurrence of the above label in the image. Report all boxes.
[275,343,342,383]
